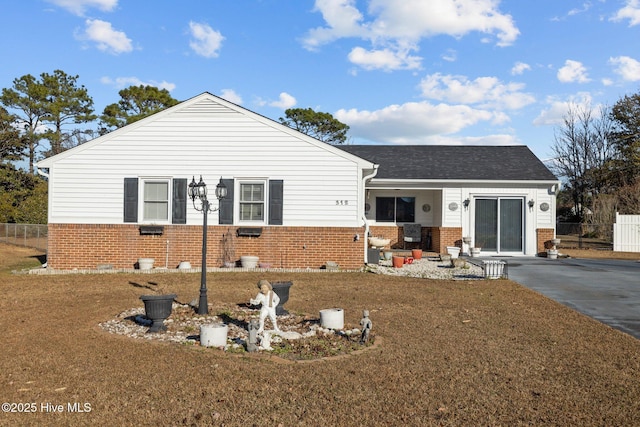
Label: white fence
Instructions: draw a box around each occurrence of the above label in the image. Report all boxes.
[613,213,640,253]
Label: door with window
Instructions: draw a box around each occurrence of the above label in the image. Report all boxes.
[474,198,523,253]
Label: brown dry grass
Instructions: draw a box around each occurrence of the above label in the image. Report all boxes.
[1,243,639,426]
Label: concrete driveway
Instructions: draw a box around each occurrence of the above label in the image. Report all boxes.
[494,257,640,340]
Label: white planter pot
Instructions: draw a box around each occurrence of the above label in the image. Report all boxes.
[240,255,259,268]
[200,323,228,347]
[178,261,191,270]
[470,248,481,258]
[547,249,558,260]
[368,237,391,248]
[138,258,155,270]
[446,246,460,259]
[319,308,344,330]
[483,260,506,279]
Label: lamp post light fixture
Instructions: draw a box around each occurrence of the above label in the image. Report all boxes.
[188,175,227,315]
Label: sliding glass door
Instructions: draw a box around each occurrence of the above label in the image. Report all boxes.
[475,198,523,253]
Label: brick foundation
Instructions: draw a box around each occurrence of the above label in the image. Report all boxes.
[47,224,365,270]
[432,227,463,253]
[536,228,555,256]
[367,225,461,253]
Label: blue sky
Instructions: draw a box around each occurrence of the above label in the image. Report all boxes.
[2,0,640,162]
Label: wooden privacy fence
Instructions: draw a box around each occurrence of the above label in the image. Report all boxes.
[613,213,640,253]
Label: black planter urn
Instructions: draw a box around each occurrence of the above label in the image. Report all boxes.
[271,281,293,315]
[140,294,177,333]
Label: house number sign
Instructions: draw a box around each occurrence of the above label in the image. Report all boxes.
[335,200,349,205]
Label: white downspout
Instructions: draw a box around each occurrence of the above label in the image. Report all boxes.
[361,165,379,263]
[37,167,49,179]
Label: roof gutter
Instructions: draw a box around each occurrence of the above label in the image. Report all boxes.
[361,165,379,264]
[367,178,561,186]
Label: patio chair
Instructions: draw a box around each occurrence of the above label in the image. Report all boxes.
[403,223,422,249]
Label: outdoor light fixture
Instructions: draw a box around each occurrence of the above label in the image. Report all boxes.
[189,175,227,315]
[528,199,535,210]
[463,198,470,210]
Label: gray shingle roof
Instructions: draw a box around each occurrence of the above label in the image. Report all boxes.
[338,145,557,181]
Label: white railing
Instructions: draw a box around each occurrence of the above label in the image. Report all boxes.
[613,213,640,253]
[0,223,48,252]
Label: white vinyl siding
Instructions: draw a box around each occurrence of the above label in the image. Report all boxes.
[39,95,371,227]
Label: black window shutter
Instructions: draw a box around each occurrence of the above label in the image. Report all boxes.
[123,178,138,223]
[268,180,283,225]
[172,178,187,224]
[218,178,234,224]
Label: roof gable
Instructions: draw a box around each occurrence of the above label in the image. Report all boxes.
[37,92,374,169]
[338,145,557,181]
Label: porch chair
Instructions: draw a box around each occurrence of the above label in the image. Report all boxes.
[403,223,422,249]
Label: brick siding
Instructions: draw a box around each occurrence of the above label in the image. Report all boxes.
[47,224,365,270]
[536,228,555,256]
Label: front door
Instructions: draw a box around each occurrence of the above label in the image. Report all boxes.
[474,198,523,253]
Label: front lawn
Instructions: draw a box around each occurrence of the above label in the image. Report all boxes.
[1,243,639,426]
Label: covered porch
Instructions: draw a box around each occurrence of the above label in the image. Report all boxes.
[363,187,553,257]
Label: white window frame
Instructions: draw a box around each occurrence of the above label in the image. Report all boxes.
[140,178,171,224]
[236,179,267,225]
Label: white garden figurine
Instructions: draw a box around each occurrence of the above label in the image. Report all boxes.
[250,279,280,334]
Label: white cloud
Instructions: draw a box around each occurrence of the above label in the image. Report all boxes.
[335,101,507,144]
[609,56,640,81]
[302,0,520,71]
[348,46,421,71]
[557,60,591,83]
[511,61,531,75]
[419,73,535,110]
[188,22,224,58]
[269,93,297,109]
[220,89,242,105]
[611,0,640,26]
[101,76,175,91]
[533,93,593,126]
[302,0,368,50]
[46,0,117,16]
[441,49,457,62]
[568,2,591,16]
[79,19,132,54]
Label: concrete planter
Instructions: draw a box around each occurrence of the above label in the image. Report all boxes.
[483,260,506,279]
[200,323,228,347]
[320,308,344,330]
[271,281,293,315]
[137,258,155,270]
[446,246,460,259]
[140,294,176,333]
[240,255,259,268]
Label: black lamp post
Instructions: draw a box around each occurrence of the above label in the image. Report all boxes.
[188,175,227,315]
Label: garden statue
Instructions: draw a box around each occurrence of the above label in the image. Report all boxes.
[360,310,372,344]
[260,331,273,351]
[247,318,259,352]
[250,279,280,334]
